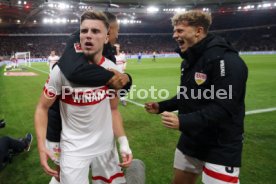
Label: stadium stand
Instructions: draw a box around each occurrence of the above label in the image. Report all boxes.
[0,9,275,57]
[0,26,275,57]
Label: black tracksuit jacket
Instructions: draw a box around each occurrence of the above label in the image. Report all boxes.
[158,34,248,167]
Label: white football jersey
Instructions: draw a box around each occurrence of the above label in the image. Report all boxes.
[115,53,127,72]
[44,57,121,158]
[48,55,60,64]
[115,53,127,65]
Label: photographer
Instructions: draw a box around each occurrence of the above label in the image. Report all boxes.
[0,119,33,170]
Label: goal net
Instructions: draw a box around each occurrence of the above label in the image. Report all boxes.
[14,51,31,67]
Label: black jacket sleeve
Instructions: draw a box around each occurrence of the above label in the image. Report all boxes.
[58,30,114,86]
[123,73,132,92]
[158,95,178,113]
[178,52,248,136]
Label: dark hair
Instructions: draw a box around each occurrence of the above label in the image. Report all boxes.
[103,11,117,24]
[80,10,109,30]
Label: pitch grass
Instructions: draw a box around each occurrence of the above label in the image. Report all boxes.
[0,55,275,184]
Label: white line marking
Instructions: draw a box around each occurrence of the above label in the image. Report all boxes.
[245,107,276,115]
[27,66,49,74]
[28,65,276,116]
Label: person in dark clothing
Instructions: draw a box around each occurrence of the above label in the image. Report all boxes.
[0,132,33,170]
[45,11,132,184]
[145,10,247,184]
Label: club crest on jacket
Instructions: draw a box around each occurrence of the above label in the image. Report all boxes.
[194,72,207,85]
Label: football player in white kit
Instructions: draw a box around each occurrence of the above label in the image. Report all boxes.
[35,10,132,184]
[115,44,127,73]
[48,50,60,72]
[115,44,128,106]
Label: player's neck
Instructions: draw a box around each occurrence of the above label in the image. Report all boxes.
[90,53,103,65]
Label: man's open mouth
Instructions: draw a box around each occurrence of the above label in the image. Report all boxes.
[85,42,94,48]
[177,40,185,46]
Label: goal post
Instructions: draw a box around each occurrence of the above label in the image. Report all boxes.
[15,51,31,67]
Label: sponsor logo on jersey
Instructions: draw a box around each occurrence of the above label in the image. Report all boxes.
[74,43,83,53]
[61,86,108,106]
[194,72,207,85]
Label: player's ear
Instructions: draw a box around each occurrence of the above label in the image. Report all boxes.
[196,26,204,37]
[105,34,109,44]
[105,28,109,44]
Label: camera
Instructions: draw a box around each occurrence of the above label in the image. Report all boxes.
[0,119,6,128]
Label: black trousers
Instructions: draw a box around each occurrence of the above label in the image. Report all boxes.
[0,136,25,170]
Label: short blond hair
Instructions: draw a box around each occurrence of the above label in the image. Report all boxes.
[171,10,212,33]
[80,10,109,30]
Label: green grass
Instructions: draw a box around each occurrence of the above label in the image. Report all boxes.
[0,55,276,183]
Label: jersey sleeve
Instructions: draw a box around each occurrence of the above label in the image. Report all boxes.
[43,66,62,98]
[105,60,123,73]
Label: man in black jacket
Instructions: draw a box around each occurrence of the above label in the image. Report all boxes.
[145,10,247,184]
[46,12,132,184]
[0,131,33,170]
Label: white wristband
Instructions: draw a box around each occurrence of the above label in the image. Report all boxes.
[118,136,132,155]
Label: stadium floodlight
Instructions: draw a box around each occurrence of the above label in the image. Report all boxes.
[23,1,26,5]
[274,3,276,7]
[262,3,271,8]
[58,3,67,10]
[147,6,159,13]
[56,18,61,23]
[110,3,119,8]
[70,19,78,23]
[117,19,141,25]
[18,1,22,5]
[243,5,250,10]
[122,19,128,24]
[43,18,48,23]
[61,18,66,23]
[175,8,186,12]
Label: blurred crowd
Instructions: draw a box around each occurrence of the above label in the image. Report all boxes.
[0,27,275,57]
